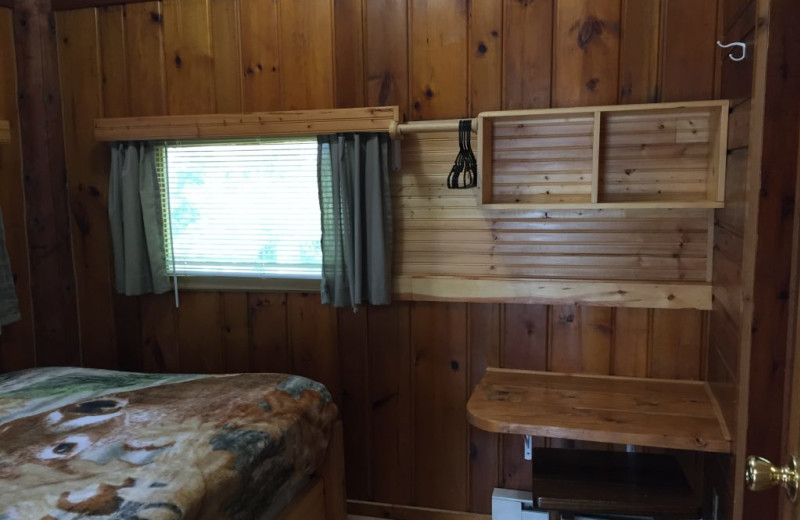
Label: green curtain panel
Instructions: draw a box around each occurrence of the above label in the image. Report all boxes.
[0,208,20,328]
[318,133,393,308]
[108,142,171,296]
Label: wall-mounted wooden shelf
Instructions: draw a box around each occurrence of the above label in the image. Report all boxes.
[94,106,400,141]
[0,120,10,143]
[477,100,729,210]
[467,368,731,453]
[394,276,712,310]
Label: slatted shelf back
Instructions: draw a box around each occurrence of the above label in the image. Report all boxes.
[600,108,716,203]
[491,113,594,204]
[478,100,728,210]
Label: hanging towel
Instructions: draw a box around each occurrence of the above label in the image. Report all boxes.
[0,208,20,328]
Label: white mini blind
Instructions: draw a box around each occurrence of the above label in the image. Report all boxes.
[155,138,322,278]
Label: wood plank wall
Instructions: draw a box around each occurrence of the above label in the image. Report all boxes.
[0,0,720,515]
[0,8,36,369]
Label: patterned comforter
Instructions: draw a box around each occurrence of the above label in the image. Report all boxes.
[0,367,338,520]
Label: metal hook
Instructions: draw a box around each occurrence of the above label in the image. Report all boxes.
[717,40,747,62]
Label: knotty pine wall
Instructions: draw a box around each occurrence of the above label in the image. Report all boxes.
[0,0,722,514]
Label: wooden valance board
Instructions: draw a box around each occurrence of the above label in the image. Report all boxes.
[94,106,400,141]
[0,120,9,143]
[468,368,732,453]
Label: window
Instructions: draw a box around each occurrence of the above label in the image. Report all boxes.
[155,138,322,279]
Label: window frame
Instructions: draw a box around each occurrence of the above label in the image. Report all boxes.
[155,137,323,292]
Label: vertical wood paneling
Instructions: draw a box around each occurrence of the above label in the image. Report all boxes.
[278,0,335,110]
[370,303,413,505]
[410,0,468,120]
[123,2,166,116]
[210,0,243,113]
[239,0,281,112]
[468,0,502,116]
[333,0,365,108]
[651,309,703,380]
[221,292,249,372]
[98,6,129,117]
[141,293,179,372]
[412,301,468,510]
[467,303,500,513]
[162,0,215,114]
[177,292,224,373]
[618,0,659,104]
[502,0,553,110]
[58,9,117,369]
[364,0,408,113]
[549,306,613,373]
[248,292,289,372]
[499,304,547,491]
[659,0,717,102]
[0,7,35,371]
[337,307,371,500]
[288,293,340,399]
[612,308,650,376]
[553,0,622,107]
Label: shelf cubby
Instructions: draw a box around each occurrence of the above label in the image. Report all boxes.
[477,100,729,210]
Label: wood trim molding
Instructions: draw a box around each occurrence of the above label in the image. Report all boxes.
[394,276,712,310]
[94,106,400,141]
[52,0,140,11]
[0,120,9,143]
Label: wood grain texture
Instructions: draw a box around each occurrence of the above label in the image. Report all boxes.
[0,7,35,371]
[553,0,621,108]
[502,0,552,110]
[15,0,81,366]
[124,2,166,116]
[333,0,365,109]
[364,0,408,113]
[240,0,280,112]
[410,0,468,120]
[210,0,242,113]
[468,0,501,116]
[618,0,659,104]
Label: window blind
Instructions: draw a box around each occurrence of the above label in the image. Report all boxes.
[155,138,322,278]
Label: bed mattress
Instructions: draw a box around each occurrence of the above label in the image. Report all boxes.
[0,367,338,520]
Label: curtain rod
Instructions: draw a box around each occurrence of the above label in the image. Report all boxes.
[389,118,478,139]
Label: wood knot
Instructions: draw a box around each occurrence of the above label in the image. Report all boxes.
[477,42,488,54]
[577,16,604,49]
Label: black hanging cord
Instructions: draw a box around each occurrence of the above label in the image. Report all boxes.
[447,120,478,189]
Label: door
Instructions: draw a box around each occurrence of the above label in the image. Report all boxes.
[745,128,800,520]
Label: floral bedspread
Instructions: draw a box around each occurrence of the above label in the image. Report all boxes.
[0,367,337,520]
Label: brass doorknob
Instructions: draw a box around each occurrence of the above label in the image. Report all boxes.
[746,455,799,501]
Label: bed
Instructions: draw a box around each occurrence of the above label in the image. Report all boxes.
[0,367,346,520]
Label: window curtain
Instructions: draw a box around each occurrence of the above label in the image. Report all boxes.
[0,208,20,329]
[317,133,393,308]
[108,142,171,296]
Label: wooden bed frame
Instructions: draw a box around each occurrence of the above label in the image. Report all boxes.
[277,420,346,520]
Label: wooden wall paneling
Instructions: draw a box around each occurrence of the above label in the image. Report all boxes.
[239,0,281,112]
[58,8,120,370]
[651,309,704,380]
[549,306,613,374]
[502,0,553,110]
[611,308,651,377]
[659,0,717,102]
[410,0,468,120]
[468,0,501,116]
[369,302,413,505]
[15,0,81,366]
[364,0,408,113]
[412,301,468,510]
[278,0,335,110]
[177,292,224,373]
[248,292,290,372]
[499,304,547,491]
[209,0,243,113]
[0,7,35,371]
[123,2,166,117]
[98,6,129,117]
[141,293,179,372]
[618,0,660,104]
[553,0,622,108]
[162,0,215,115]
[333,0,365,108]
[467,303,500,513]
[221,291,249,372]
[337,306,371,500]
[287,292,341,401]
